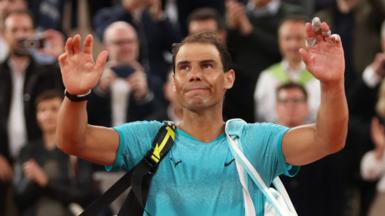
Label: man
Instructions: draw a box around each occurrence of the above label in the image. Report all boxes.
[87,21,162,127]
[0,10,62,215]
[187,7,226,42]
[275,82,345,216]
[14,90,103,216]
[254,16,320,122]
[275,82,309,127]
[93,0,181,82]
[225,0,303,122]
[56,20,348,215]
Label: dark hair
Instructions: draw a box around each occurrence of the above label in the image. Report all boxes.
[35,89,64,108]
[3,9,35,30]
[278,15,308,31]
[276,82,308,101]
[172,32,232,72]
[187,7,225,31]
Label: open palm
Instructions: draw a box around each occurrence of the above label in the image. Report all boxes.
[58,34,108,95]
[300,22,345,84]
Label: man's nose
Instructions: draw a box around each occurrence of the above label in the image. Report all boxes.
[188,67,202,81]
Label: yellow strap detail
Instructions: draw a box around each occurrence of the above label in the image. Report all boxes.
[151,126,176,163]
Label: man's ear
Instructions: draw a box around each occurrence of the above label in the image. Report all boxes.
[172,73,176,92]
[224,69,235,90]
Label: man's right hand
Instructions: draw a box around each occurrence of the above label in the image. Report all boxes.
[58,34,108,95]
[371,53,385,79]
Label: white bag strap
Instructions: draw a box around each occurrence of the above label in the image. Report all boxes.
[226,133,297,216]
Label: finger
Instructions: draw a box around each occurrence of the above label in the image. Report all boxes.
[64,37,73,56]
[304,23,314,38]
[94,50,109,72]
[299,48,310,65]
[83,34,93,54]
[72,34,81,54]
[320,22,331,37]
[58,53,67,68]
[326,34,341,46]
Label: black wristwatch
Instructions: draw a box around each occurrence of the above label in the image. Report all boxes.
[64,89,91,102]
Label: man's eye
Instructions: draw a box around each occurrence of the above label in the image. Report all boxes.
[179,65,190,71]
[202,64,213,69]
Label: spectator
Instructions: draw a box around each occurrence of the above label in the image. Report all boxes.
[0,10,63,215]
[316,0,385,91]
[187,7,226,43]
[276,82,345,216]
[13,90,107,216]
[87,21,163,127]
[360,80,385,216]
[254,16,320,122]
[93,0,181,82]
[0,0,28,62]
[347,19,385,216]
[225,0,303,122]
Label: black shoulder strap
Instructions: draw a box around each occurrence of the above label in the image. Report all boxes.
[80,122,176,216]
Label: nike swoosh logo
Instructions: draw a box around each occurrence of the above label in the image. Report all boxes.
[224,159,235,167]
[174,160,182,167]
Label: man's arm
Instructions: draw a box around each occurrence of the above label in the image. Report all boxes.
[56,34,118,165]
[282,21,348,166]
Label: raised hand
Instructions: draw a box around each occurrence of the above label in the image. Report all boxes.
[58,34,108,95]
[371,117,385,160]
[299,18,345,84]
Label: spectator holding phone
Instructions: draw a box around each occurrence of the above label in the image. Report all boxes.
[87,21,162,128]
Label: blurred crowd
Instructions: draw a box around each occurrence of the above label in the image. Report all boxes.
[0,0,385,215]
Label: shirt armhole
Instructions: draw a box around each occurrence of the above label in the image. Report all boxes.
[105,127,125,171]
[276,128,300,177]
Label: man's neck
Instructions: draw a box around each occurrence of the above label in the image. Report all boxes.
[43,132,56,151]
[178,107,225,143]
[10,54,29,74]
[287,60,302,71]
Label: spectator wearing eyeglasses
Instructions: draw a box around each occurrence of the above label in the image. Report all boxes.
[254,15,320,123]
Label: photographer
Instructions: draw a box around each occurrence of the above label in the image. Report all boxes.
[0,9,63,215]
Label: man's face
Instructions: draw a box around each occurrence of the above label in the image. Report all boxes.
[173,43,234,112]
[279,21,306,63]
[188,19,226,43]
[105,26,139,64]
[189,19,218,35]
[3,13,34,53]
[275,88,308,127]
[252,0,271,8]
[36,98,61,134]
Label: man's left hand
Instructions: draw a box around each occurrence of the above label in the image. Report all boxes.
[300,20,345,84]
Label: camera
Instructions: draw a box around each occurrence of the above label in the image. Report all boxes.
[18,36,45,50]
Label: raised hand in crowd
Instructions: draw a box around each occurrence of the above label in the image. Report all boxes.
[40,29,65,58]
[225,0,252,35]
[0,155,13,182]
[58,34,108,95]
[22,159,48,187]
[370,53,385,79]
[370,117,385,160]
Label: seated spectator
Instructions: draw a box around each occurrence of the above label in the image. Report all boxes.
[254,15,320,122]
[13,90,107,216]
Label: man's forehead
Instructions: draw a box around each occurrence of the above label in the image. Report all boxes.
[175,43,221,63]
